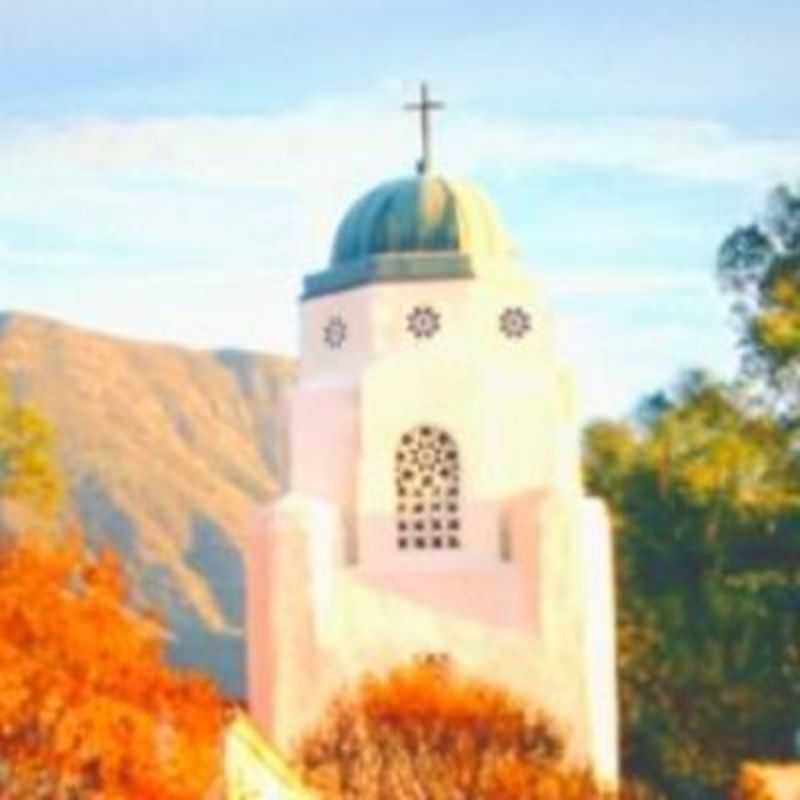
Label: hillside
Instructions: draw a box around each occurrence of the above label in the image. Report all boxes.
[0,311,295,695]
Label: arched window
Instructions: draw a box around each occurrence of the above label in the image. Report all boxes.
[395,425,460,550]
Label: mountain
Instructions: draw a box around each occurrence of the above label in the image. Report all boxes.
[0,311,295,695]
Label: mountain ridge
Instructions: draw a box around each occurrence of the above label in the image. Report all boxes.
[0,310,296,695]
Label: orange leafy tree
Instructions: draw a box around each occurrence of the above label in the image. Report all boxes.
[295,658,623,799]
[0,529,225,799]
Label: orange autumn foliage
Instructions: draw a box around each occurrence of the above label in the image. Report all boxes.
[0,529,225,799]
[296,659,620,799]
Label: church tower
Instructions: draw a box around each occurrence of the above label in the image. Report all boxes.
[245,87,618,783]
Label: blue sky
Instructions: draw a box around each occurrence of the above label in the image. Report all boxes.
[2,0,799,418]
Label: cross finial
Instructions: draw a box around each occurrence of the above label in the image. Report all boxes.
[404,82,445,176]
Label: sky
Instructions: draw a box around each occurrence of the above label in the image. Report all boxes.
[2,0,800,420]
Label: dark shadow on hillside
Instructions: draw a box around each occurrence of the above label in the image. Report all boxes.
[214,349,291,488]
[168,613,245,699]
[214,348,260,393]
[0,312,13,336]
[141,560,245,697]
[186,513,244,627]
[73,474,138,561]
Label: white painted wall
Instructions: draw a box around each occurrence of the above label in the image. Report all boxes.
[245,264,618,785]
[293,275,582,569]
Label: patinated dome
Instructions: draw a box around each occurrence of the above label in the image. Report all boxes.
[330,175,513,266]
[303,174,518,299]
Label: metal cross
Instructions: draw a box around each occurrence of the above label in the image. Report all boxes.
[404,82,445,176]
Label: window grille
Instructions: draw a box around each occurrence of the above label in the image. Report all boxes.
[395,426,460,550]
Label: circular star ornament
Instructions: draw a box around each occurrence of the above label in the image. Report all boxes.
[499,307,532,339]
[407,306,441,339]
[324,316,347,349]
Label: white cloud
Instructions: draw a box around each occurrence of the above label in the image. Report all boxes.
[2,92,798,278]
[449,116,800,186]
[2,86,782,417]
[555,282,738,420]
[4,268,301,354]
[5,96,800,190]
[546,269,708,299]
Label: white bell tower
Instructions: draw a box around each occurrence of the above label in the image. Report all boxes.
[291,173,582,629]
[245,86,618,784]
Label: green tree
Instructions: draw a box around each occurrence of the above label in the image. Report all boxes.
[0,374,63,519]
[717,184,800,401]
[585,372,800,798]
[582,419,638,511]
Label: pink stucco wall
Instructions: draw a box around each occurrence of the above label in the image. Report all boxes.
[244,490,618,784]
[245,268,618,785]
[357,564,532,632]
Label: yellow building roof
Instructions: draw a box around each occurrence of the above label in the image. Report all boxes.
[224,712,314,799]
